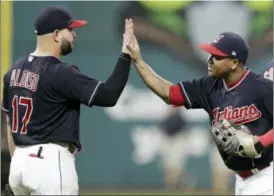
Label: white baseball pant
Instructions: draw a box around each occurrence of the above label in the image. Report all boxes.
[9,143,78,195]
[235,162,273,195]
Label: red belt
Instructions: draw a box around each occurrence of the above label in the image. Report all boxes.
[236,164,270,178]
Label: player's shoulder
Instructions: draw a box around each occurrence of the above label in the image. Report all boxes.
[7,54,63,72]
[58,63,80,70]
[3,57,25,83]
[30,55,64,73]
[190,75,220,84]
[183,75,221,93]
[26,55,78,75]
[55,63,81,76]
[248,70,272,84]
[248,70,272,90]
[201,75,222,88]
[5,56,26,73]
[13,55,27,66]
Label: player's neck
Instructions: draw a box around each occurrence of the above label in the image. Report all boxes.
[224,67,247,87]
[31,47,60,59]
[32,41,61,59]
[31,51,60,59]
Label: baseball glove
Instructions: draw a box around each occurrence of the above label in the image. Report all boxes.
[211,119,263,158]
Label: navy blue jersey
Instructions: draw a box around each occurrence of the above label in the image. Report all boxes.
[178,69,273,170]
[1,55,102,150]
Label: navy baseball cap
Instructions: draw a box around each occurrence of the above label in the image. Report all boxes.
[34,6,87,35]
[199,32,249,63]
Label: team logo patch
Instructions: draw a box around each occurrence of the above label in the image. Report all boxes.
[212,104,262,126]
[213,34,224,43]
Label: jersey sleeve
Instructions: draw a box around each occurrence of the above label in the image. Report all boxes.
[1,73,10,113]
[52,65,102,107]
[177,76,214,110]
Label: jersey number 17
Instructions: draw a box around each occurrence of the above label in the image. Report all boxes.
[11,95,33,134]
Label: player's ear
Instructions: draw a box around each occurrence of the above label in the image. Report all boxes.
[231,59,239,70]
[52,30,61,43]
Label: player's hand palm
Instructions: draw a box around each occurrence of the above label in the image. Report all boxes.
[122,18,142,62]
[122,18,134,55]
[127,35,142,63]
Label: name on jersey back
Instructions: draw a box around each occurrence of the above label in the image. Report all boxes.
[10,69,39,92]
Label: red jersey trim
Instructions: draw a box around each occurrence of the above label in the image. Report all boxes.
[223,69,250,91]
[169,84,185,106]
[178,82,192,108]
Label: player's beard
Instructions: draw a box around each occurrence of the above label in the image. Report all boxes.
[60,39,72,56]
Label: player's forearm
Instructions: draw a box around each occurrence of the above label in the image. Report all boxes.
[6,116,16,157]
[93,53,131,107]
[134,59,172,104]
[258,129,273,148]
[252,129,273,155]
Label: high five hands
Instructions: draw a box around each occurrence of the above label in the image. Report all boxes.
[122,18,142,63]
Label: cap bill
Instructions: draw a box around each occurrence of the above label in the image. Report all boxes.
[69,20,87,28]
[199,44,228,56]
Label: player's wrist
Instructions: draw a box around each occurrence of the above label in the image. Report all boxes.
[254,140,265,154]
[257,129,273,149]
[120,52,131,61]
[121,48,130,55]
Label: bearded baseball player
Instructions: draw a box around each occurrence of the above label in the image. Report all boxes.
[1,6,134,195]
[126,26,273,195]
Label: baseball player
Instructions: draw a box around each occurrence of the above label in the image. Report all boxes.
[126,28,273,195]
[257,60,274,151]
[1,6,134,195]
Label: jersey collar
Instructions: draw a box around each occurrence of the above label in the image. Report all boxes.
[223,69,250,91]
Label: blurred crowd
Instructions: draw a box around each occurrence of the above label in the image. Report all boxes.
[116,1,272,70]
[130,107,234,194]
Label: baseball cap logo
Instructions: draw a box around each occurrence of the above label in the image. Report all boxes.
[213,34,224,43]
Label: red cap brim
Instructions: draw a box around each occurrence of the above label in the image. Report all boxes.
[69,20,87,28]
[199,44,228,56]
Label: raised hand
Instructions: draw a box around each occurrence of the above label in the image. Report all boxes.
[122,18,134,55]
[126,35,142,63]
